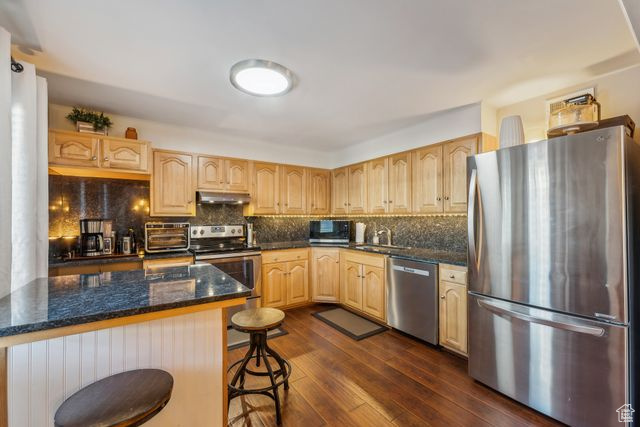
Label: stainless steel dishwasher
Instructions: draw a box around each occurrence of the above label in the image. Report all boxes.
[387,257,438,344]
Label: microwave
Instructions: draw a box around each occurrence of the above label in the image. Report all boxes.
[309,220,351,244]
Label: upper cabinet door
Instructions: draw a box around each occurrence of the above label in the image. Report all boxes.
[252,162,280,214]
[225,159,249,192]
[101,139,149,172]
[367,158,388,214]
[281,165,306,214]
[197,155,225,190]
[443,136,477,213]
[331,167,349,215]
[49,131,100,167]
[151,150,195,216]
[412,145,443,213]
[388,153,411,214]
[307,169,330,215]
[348,163,367,214]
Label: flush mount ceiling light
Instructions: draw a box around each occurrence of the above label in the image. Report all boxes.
[230,59,294,96]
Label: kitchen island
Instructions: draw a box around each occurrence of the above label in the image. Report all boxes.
[0,264,250,427]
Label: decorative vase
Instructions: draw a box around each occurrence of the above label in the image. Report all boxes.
[125,127,138,140]
[499,115,525,148]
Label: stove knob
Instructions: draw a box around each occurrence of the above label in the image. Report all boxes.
[200,229,205,235]
[192,230,197,235]
[231,229,236,234]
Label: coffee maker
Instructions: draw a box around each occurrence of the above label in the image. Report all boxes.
[80,219,104,256]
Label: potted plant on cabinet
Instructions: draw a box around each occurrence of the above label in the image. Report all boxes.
[66,107,113,135]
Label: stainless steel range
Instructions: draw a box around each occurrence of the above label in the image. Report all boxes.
[190,225,261,324]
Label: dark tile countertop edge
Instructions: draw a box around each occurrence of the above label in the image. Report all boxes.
[49,250,194,268]
[0,264,251,338]
[258,241,468,267]
[0,291,252,338]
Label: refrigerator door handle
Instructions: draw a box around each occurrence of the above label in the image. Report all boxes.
[477,298,606,337]
[467,168,479,268]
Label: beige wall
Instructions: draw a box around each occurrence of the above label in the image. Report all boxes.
[496,65,640,143]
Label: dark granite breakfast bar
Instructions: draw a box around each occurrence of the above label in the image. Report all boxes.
[0,264,249,426]
[0,264,250,338]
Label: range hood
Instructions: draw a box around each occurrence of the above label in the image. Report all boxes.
[196,191,251,205]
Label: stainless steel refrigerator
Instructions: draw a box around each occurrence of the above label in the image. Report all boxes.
[467,126,639,427]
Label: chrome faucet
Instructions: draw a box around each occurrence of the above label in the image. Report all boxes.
[377,226,392,246]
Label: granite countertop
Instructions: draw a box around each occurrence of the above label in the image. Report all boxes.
[0,264,250,338]
[49,250,194,268]
[259,241,467,266]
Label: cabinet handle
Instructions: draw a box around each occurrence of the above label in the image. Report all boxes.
[91,156,97,161]
[348,203,351,206]
[437,197,442,201]
[344,203,347,206]
[440,295,445,299]
[444,196,450,200]
[449,274,455,279]
[285,203,288,207]
[103,157,109,161]
[389,200,393,203]
[335,260,339,263]
[220,181,224,184]
[383,201,387,204]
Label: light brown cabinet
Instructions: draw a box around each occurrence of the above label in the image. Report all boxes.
[252,162,280,215]
[197,156,249,193]
[362,265,385,319]
[261,249,310,309]
[342,260,363,310]
[150,150,195,216]
[438,263,468,355]
[340,250,386,321]
[367,158,388,214]
[443,136,477,213]
[412,145,443,213]
[49,131,101,168]
[262,263,288,308]
[226,159,250,192]
[311,248,340,302]
[332,167,349,215]
[280,165,306,214]
[142,256,194,269]
[307,169,331,215]
[388,152,411,213]
[286,260,310,305]
[101,139,150,171]
[348,163,367,214]
[49,130,150,174]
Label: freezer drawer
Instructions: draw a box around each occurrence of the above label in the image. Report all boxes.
[469,293,629,427]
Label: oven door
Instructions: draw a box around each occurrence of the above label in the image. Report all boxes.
[195,252,262,326]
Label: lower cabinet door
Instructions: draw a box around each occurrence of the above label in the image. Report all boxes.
[262,263,287,308]
[286,260,309,306]
[311,248,340,302]
[439,280,467,354]
[362,265,385,320]
[343,261,363,310]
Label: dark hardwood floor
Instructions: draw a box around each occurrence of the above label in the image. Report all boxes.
[227,304,562,426]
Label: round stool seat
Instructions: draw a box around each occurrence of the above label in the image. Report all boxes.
[231,307,285,331]
[54,369,173,427]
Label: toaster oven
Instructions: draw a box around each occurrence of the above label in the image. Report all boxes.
[144,223,191,253]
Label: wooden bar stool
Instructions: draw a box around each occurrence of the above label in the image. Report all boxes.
[228,307,292,425]
[54,369,173,427]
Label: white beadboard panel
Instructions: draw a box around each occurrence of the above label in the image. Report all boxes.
[8,308,226,427]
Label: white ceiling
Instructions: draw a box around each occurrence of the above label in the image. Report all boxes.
[3,0,638,151]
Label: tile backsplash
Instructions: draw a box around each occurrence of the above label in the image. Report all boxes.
[49,175,466,258]
[246,215,467,253]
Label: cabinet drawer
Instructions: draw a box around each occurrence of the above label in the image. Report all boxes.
[262,248,309,264]
[341,249,385,269]
[440,265,467,285]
